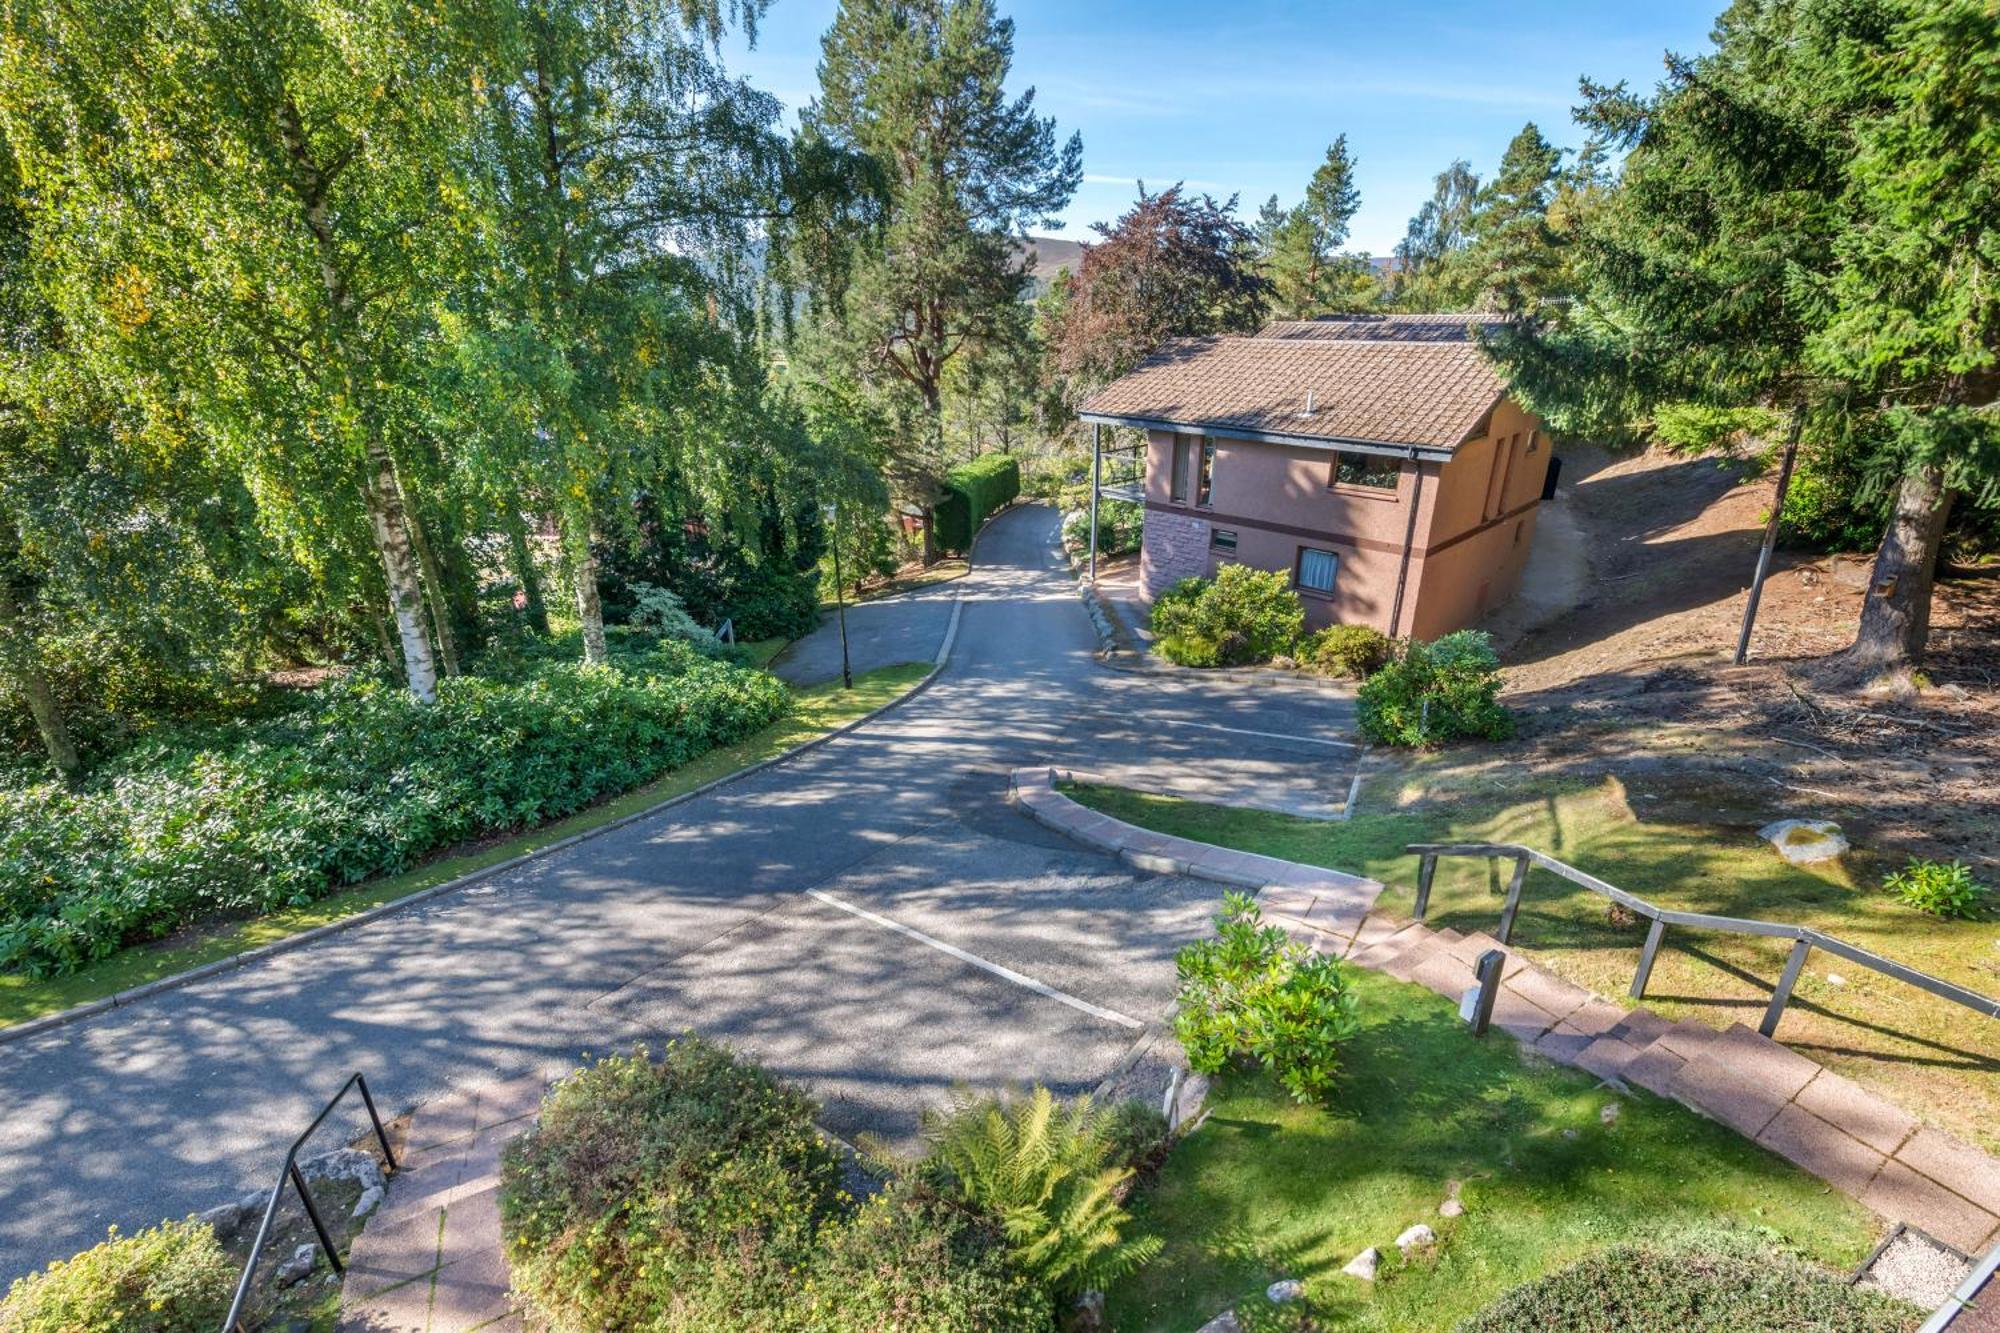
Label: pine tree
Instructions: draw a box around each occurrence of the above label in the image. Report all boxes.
[801,0,1081,559]
[1264,136,1374,317]
[1463,122,1565,314]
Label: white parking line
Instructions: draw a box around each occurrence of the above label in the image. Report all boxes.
[1153,718,1359,749]
[804,889,1145,1030]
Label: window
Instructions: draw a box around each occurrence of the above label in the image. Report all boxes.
[1169,437,1192,502]
[1210,528,1237,551]
[1196,436,1215,507]
[1295,546,1338,596]
[1330,451,1400,491]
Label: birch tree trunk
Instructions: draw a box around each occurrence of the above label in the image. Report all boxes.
[0,562,81,783]
[360,440,441,701]
[503,509,550,635]
[1845,461,1953,677]
[563,503,608,666]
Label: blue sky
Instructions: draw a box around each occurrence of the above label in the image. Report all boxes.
[720,0,1723,255]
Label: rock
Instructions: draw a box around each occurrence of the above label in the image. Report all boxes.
[194,1201,247,1241]
[275,1243,318,1287]
[1438,1198,1465,1218]
[1827,973,1846,987]
[353,1185,384,1219]
[1266,1279,1304,1304]
[1599,1101,1622,1126]
[1062,1289,1106,1333]
[1757,819,1849,865]
[1342,1247,1381,1280]
[1195,1314,1243,1333]
[239,1188,275,1218]
[1395,1224,1436,1253]
[300,1147,382,1189]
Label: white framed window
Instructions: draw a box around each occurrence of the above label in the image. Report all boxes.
[1295,546,1338,596]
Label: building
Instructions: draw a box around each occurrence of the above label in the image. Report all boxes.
[1077,313,1552,640]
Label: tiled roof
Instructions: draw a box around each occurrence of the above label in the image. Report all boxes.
[1079,325,1508,451]
[1261,313,1512,344]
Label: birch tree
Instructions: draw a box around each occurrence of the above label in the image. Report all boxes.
[0,0,484,700]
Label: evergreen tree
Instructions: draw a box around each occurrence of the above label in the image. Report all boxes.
[801,0,1081,559]
[1264,136,1375,317]
[1463,122,1566,313]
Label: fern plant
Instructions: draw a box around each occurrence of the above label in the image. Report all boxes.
[920,1086,1163,1297]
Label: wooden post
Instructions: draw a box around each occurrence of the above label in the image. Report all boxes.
[1414,854,1438,919]
[1088,422,1101,585]
[1735,408,1806,665]
[1495,852,1530,945]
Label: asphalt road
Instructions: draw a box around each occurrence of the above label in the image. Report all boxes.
[0,504,1356,1281]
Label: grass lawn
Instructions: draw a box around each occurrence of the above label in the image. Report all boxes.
[1108,967,1886,1333]
[1067,776,2000,1154]
[0,661,932,1031]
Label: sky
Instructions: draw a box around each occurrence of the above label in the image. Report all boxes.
[719,0,1724,256]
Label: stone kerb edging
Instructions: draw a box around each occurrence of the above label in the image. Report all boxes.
[1010,767,2000,1255]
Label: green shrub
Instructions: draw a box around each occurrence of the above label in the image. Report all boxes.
[1060,500,1143,557]
[500,1041,844,1332]
[790,1185,1054,1332]
[0,640,789,976]
[1455,1239,1917,1332]
[1099,1098,1172,1177]
[0,1219,234,1333]
[1356,629,1513,747]
[1297,624,1392,679]
[1884,858,1988,920]
[920,1086,1162,1298]
[1174,892,1359,1104]
[1149,565,1306,668]
[934,455,1022,551]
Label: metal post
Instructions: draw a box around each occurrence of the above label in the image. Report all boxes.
[1413,853,1437,919]
[357,1073,398,1171]
[1735,409,1805,665]
[831,501,852,690]
[1466,948,1505,1036]
[1088,422,1101,585]
[1630,918,1667,999]
[1761,937,1813,1037]
[288,1161,343,1276]
[1495,853,1529,945]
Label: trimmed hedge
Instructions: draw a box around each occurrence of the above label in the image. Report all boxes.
[1456,1240,1918,1332]
[934,455,1021,552]
[0,637,789,976]
[0,1220,234,1332]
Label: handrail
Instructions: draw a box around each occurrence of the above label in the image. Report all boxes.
[221,1071,397,1333]
[1406,843,2000,1038]
[714,617,735,645]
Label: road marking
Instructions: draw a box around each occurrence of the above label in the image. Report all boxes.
[804,889,1145,1030]
[1151,718,1359,750]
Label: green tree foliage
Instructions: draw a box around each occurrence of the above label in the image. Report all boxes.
[2,0,488,701]
[1356,630,1514,747]
[800,0,1081,553]
[1488,0,2000,674]
[932,452,1020,551]
[1393,159,1480,310]
[920,1086,1162,1297]
[1462,122,1566,314]
[1261,135,1380,317]
[1048,184,1270,398]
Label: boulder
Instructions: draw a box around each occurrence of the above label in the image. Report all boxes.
[300,1147,382,1189]
[275,1243,318,1287]
[1438,1198,1465,1218]
[1342,1247,1381,1281]
[1757,819,1849,865]
[1195,1314,1243,1333]
[1266,1279,1304,1304]
[353,1185,384,1219]
[1395,1223,1436,1253]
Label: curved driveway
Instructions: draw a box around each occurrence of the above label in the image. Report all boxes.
[0,505,1356,1281]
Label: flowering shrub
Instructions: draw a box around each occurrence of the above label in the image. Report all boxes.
[0,1219,233,1332]
[0,638,788,975]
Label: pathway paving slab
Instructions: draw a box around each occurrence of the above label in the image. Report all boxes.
[1608,1009,1673,1047]
[1500,967,1591,1023]
[1898,1128,2000,1219]
[1864,1161,2000,1255]
[1532,1020,1598,1067]
[1654,1020,1722,1062]
[1621,1043,1687,1097]
[1795,1071,1918,1156]
[1668,1049,1789,1139]
[1756,1104,1887,1199]
[1575,1035,1646,1084]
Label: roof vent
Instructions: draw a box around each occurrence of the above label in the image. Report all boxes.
[1299,390,1317,418]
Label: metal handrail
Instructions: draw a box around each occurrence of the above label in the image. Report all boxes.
[221,1071,397,1333]
[1406,843,2000,1038]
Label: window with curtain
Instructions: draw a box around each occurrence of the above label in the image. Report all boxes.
[1197,436,1215,506]
[1296,546,1338,595]
[1170,437,1191,502]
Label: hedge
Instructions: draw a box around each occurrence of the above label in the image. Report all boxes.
[0,1220,234,1332]
[0,636,789,977]
[934,454,1021,552]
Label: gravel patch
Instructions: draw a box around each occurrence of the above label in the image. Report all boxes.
[1858,1228,1971,1310]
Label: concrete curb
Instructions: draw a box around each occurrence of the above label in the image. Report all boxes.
[0,613,967,1051]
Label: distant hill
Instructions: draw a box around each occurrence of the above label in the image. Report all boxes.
[1020,235,1087,295]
